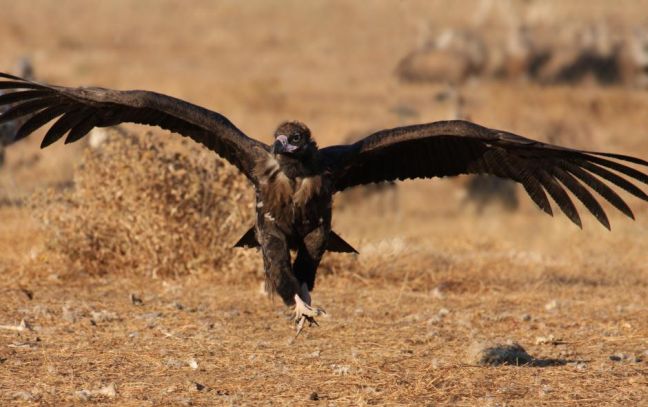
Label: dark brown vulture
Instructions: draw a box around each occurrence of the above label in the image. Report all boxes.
[1,72,647,333]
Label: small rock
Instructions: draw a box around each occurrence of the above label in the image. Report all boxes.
[544,300,559,311]
[427,308,450,326]
[402,313,421,323]
[75,384,117,400]
[430,286,445,299]
[570,361,587,370]
[429,358,442,369]
[130,293,143,306]
[164,358,185,368]
[187,358,198,370]
[309,392,319,401]
[75,390,92,401]
[96,384,117,398]
[535,335,563,345]
[224,309,241,319]
[330,364,350,375]
[171,302,185,310]
[137,312,162,321]
[191,382,206,392]
[468,341,534,366]
[20,288,34,300]
[609,353,630,362]
[14,391,36,401]
[62,306,78,323]
[0,319,33,332]
[539,384,552,397]
[520,314,532,322]
[90,310,118,323]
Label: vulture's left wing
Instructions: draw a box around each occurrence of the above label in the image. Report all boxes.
[320,120,648,229]
[0,72,269,180]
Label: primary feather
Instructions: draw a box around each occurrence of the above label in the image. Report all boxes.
[320,120,648,229]
[0,72,268,180]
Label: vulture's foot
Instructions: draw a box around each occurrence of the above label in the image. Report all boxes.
[294,294,325,336]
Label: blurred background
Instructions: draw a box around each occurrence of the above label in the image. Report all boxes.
[0,1,647,404]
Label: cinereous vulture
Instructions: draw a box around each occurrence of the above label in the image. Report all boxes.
[1,72,647,333]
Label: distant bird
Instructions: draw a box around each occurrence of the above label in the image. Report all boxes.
[537,23,624,86]
[461,174,519,213]
[1,72,648,333]
[617,26,648,88]
[395,28,487,85]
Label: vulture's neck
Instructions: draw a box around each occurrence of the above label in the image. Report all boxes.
[276,153,320,179]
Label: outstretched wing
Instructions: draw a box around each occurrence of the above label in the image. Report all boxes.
[321,120,648,229]
[0,72,269,180]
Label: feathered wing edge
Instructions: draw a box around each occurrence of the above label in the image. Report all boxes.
[0,72,269,180]
[321,120,648,229]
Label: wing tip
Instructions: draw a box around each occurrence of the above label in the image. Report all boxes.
[600,218,611,231]
[0,71,24,81]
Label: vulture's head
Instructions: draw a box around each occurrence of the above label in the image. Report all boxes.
[272,121,317,159]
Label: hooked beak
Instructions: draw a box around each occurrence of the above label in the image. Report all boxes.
[272,135,298,154]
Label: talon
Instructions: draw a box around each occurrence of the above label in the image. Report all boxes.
[295,316,306,336]
[293,294,325,335]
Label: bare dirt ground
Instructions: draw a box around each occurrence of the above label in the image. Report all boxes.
[0,1,646,405]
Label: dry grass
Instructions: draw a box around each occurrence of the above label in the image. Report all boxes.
[0,1,647,405]
[31,128,256,280]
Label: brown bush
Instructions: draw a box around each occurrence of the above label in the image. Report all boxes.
[32,127,258,279]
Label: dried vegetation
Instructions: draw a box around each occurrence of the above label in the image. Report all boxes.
[32,128,257,279]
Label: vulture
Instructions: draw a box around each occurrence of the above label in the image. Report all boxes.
[1,72,648,333]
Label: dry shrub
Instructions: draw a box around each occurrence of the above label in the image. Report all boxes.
[33,127,258,279]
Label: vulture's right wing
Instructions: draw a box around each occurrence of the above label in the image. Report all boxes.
[0,73,269,180]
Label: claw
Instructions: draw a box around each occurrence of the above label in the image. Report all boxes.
[293,294,325,337]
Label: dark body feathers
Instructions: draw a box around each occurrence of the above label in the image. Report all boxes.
[2,73,647,310]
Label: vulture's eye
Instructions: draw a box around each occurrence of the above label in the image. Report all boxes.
[289,134,302,144]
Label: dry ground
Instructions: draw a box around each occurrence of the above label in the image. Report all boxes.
[0,1,647,405]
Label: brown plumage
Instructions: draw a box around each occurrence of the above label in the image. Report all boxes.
[1,72,647,332]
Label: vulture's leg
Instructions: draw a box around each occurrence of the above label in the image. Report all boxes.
[259,227,301,306]
[293,226,328,333]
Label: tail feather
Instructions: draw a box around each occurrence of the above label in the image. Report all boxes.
[233,227,258,249]
[233,227,358,254]
[326,231,359,253]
